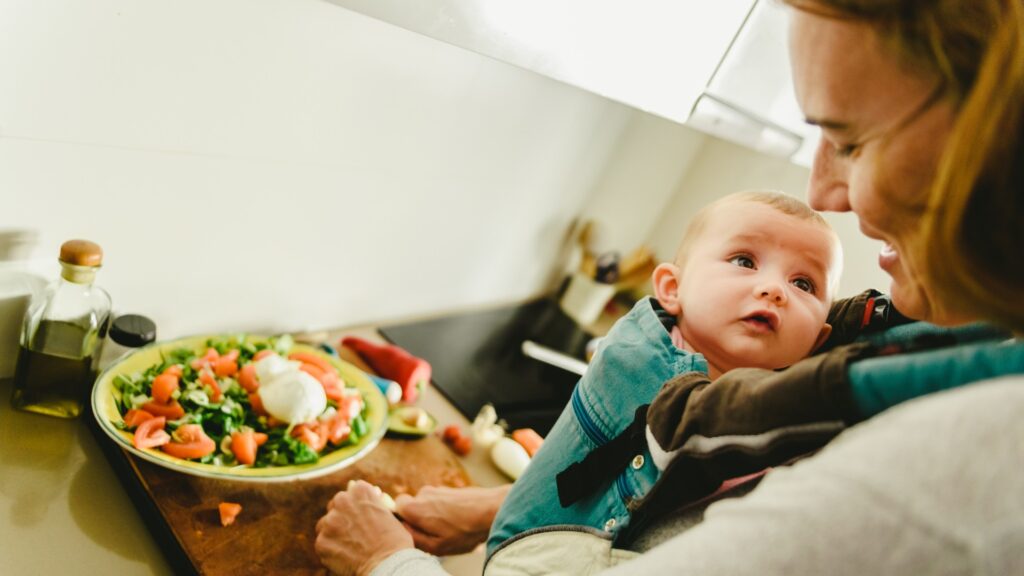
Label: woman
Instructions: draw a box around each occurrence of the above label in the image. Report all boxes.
[316,1,1024,573]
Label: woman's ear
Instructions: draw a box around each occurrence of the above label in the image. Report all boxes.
[652,262,682,315]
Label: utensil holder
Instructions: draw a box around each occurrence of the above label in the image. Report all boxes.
[559,272,615,326]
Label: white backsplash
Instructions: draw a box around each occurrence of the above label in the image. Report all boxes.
[1,0,638,338]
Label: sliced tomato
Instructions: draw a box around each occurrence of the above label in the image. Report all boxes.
[123,408,155,429]
[151,373,180,404]
[337,393,364,420]
[287,352,336,375]
[298,361,326,379]
[161,364,184,378]
[213,350,239,377]
[317,421,331,450]
[237,364,260,393]
[252,349,276,362]
[299,363,343,401]
[322,381,344,402]
[292,422,327,452]
[219,502,243,527]
[161,424,216,460]
[190,347,220,370]
[324,412,352,446]
[298,362,340,388]
[248,392,267,416]
[230,429,265,465]
[142,399,185,420]
[199,369,223,402]
[133,416,170,450]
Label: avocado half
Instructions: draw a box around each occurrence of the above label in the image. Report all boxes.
[386,406,437,438]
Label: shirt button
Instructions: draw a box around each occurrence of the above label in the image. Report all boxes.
[631,454,645,470]
[604,518,617,531]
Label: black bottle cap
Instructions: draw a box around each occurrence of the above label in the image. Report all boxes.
[109,314,157,348]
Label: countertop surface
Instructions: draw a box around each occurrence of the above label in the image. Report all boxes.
[0,326,509,576]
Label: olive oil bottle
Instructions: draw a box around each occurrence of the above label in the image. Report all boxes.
[11,240,111,418]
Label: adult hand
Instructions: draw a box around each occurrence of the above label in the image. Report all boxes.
[394,484,511,556]
[315,480,414,576]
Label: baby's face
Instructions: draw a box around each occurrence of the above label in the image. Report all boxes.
[675,201,836,374]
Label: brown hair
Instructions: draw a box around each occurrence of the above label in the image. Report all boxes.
[783,0,1024,330]
[675,190,842,294]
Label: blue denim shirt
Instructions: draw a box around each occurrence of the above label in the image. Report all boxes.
[486,297,707,557]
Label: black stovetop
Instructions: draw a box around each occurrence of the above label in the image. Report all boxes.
[379,298,592,436]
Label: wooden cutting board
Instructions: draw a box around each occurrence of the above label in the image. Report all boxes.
[93,424,471,575]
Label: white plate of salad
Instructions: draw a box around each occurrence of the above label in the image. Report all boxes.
[92,334,388,482]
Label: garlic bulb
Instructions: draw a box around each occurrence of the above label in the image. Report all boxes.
[491,437,531,480]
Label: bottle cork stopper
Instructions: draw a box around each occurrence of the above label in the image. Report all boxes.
[59,239,103,267]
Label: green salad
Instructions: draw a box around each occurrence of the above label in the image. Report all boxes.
[113,335,369,467]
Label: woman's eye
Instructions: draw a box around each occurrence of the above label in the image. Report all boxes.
[729,255,756,269]
[834,142,860,158]
[792,278,815,293]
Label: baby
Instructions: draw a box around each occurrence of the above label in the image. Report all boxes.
[487,190,841,555]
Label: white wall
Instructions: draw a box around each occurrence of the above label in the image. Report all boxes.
[1,0,639,337]
[576,111,706,257]
[647,137,889,298]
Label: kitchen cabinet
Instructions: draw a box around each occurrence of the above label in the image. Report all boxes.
[690,0,819,165]
[325,0,818,166]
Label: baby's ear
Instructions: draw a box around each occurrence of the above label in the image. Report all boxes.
[811,323,833,352]
[652,263,682,315]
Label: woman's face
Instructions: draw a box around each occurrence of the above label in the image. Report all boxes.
[789,10,969,324]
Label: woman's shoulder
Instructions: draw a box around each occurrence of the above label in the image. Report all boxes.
[603,377,1024,576]
[825,375,1024,501]
[821,376,1024,548]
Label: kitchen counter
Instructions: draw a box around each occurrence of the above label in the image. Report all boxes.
[0,326,508,575]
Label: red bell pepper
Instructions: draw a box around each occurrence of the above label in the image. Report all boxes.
[339,336,431,403]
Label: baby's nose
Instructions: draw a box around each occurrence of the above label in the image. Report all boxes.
[755,282,787,304]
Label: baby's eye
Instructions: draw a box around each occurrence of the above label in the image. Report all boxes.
[792,277,815,294]
[729,255,756,269]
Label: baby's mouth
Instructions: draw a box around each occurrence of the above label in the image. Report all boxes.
[742,311,779,332]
